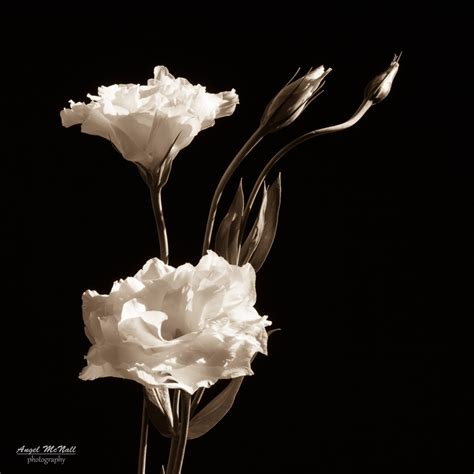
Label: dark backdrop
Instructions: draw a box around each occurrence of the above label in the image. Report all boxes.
[2,8,471,474]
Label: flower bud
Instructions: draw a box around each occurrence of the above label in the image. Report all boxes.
[260,66,332,132]
[364,53,401,103]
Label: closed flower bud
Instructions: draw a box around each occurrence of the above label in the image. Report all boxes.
[364,53,401,103]
[260,66,332,132]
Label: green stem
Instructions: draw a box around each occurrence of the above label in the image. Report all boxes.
[137,396,149,474]
[202,126,265,254]
[241,100,374,237]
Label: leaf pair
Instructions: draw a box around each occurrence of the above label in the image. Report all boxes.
[144,380,242,440]
[145,329,279,440]
[144,386,175,438]
[214,181,245,264]
[187,328,279,438]
[240,174,282,272]
[214,175,282,272]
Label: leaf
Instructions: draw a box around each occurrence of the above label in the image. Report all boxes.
[187,377,244,440]
[135,162,151,186]
[144,386,175,438]
[214,181,244,263]
[156,154,174,189]
[267,328,281,338]
[187,329,279,440]
[239,185,268,265]
[249,174,282,272]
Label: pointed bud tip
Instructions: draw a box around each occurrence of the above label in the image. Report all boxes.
[307,65,327,80]
[364,53,401,104]
[260,64,332,132]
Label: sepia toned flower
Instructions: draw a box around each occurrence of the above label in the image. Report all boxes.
[80,251,270,394]
[60,66,238,172]
[364,53,401,103]
[260,65,331,132]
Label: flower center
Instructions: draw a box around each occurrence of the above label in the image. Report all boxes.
[160,319,188,341]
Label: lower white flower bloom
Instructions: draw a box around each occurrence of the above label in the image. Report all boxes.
[80,251,271,394]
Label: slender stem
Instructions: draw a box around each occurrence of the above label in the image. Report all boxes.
[165,390,181,473]
[137,396,149,474]
[171,391,192,474]
[172,389,181,424]
[137,184,170,474]
[202,126,265,254]
[241,100,373,236]
[150,186,169,264]
[166,437,179,474]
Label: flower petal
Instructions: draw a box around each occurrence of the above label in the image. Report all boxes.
[60,101,91,127]
[61,65,239,171]
[80,252,269,394]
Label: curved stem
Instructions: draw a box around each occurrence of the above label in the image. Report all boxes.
[241,100,373,235]
[150,186,169,264]
[202,126,265,254]
[137,396,149,474]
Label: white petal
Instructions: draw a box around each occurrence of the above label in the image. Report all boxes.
[153,66,173,81]
[146,113,195,166]
[214,88,239,119]
[60,101,91,127]
[118,307,168,349]
[81,108,116,142]
[135,257,175,281]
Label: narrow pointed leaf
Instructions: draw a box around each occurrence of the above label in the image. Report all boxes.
[227,182,245,264]
[187,377,244,439]
[156,154,174,189]
[135,162,151,186]
[249,174,282,272]
[144,386,175,438]
[214,181,244,263]
[240,185,268,264]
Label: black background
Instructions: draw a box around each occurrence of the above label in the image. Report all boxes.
[2,7,472,474]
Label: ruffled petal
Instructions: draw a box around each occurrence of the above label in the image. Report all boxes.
[60,101,92,127]
[80,251,269,394]
[61,65,239,171]
[215,89,239,119]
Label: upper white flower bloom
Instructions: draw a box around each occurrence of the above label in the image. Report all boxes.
[60,66,239,170]
[80,251,271,394]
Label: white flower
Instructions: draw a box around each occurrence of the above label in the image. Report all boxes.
[60,66,239,171]
[80,251,271,394]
